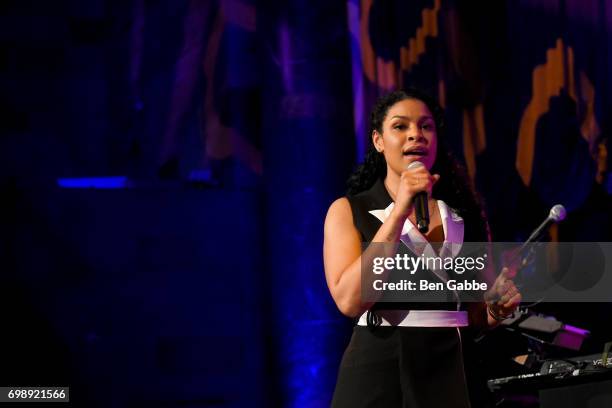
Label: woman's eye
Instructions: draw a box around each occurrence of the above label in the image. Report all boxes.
[393,124,407,130]
[421,123,434,131]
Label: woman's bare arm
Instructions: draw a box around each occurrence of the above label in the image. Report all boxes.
[324,166,439,317]
[323,197,408,317]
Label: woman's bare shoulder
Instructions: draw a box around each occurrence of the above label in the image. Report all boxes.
[325,197,352,224]
[325,197,361,242]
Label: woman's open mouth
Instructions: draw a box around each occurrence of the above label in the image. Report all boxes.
[402,148,428,157]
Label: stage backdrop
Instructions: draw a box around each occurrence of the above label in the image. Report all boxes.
[347,0,611,241]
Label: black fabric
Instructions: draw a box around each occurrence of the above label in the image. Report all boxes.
[347,178,478,313]
[332,178,477,407]
[331,326,471,408]
[346,177,395,243]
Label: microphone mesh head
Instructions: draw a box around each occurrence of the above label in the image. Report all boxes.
[407,161,424,169]
[549,204,566,222]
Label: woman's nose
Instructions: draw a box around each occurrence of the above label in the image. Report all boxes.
[407,130,426,143]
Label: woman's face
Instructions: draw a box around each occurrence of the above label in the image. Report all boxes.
[373,98,438,175]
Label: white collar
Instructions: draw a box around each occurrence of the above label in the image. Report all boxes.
[368,199,464,257]
[367,199,464,308]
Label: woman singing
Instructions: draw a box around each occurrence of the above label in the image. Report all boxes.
[323,89,521,407]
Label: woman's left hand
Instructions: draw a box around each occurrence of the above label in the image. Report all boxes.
[484,267,522,321]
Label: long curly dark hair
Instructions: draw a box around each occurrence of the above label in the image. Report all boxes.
[347,88,489,240]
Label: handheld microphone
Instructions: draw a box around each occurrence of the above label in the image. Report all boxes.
[407,161,429,233]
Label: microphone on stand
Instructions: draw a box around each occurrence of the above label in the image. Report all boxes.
[407,161,429,233]
[507,204,568,309]
[520,204,567,251]
[508,204,567,274]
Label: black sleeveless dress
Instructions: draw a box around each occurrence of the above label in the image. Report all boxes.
[331,178,484,408]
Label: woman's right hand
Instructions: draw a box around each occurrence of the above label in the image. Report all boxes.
[392,165,440,219]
